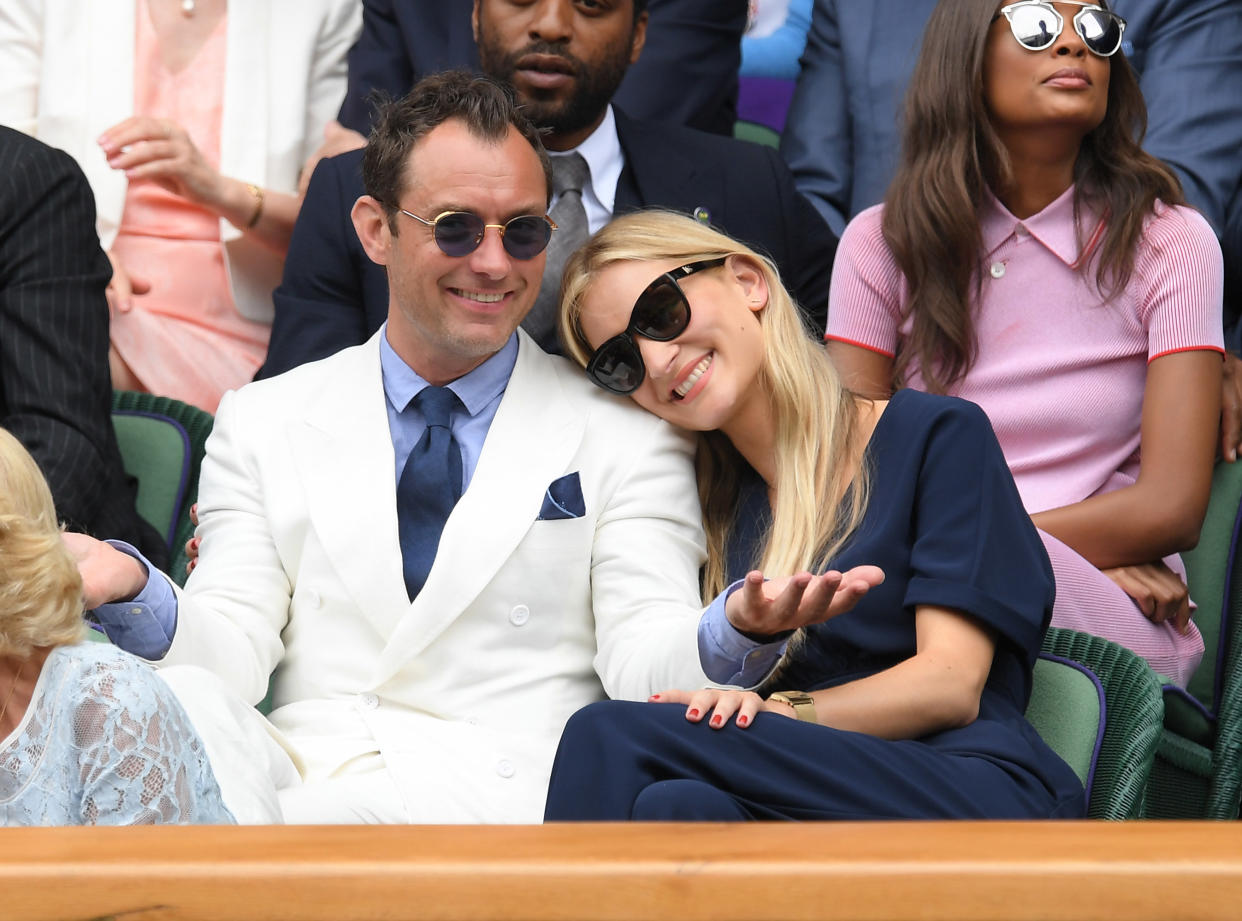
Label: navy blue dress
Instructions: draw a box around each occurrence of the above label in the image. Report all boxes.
[543,390,1086,820]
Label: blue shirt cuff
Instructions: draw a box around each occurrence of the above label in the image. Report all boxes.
[90,541,178,660]
[697,579,789,687]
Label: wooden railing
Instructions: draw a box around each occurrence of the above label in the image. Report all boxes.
[4,821,1241,921]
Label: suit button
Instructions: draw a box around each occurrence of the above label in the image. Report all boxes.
[357,693,379,711]
[509,605,530,626]
[989,261,1006,279]
[496,759,516,779]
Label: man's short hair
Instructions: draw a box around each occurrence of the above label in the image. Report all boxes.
[362,71,553,231]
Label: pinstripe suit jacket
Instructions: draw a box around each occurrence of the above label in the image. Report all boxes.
[0,126,166,566]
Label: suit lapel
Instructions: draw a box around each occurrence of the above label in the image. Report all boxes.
[82,1,136,240]
[221,2,270,193]
[288,335,412,640]
[373,332,587,682]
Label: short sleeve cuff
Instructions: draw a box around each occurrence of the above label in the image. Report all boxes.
[905,576,1043,660]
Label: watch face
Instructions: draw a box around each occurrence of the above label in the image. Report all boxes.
[769,692,815,721]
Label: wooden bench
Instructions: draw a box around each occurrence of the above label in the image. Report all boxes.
[4,821,1241,920]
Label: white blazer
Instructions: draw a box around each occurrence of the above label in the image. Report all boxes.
[159,332,711,823]
[0,0,360,322]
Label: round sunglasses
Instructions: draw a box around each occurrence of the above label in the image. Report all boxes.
[585,258,726,394]
[995,1,1127,57]
[398,209,558,260]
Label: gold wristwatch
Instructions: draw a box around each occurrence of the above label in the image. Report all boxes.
[768,691,817,722]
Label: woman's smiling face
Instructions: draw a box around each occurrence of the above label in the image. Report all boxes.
[577,255,769,435]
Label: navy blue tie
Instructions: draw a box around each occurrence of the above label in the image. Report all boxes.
[397,386,463,600]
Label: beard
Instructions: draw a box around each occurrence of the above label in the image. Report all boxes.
[477,32,632,138]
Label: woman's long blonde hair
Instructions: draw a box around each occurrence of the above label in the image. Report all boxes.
[0,428,86,657]
[559,210,869,600]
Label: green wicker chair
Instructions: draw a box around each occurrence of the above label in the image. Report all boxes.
[1027,626,1165,819]
[1143,459,1242,818]
[110,391,214,587]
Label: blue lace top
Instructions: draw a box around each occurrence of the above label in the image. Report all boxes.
[0,642,233,825]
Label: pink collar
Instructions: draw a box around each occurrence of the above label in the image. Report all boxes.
[980,185,1106,269]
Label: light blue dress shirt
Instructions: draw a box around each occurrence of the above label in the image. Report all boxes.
[379,325,516,491]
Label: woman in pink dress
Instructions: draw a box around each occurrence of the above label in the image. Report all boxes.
[0,0,359,413]
[826,0,1223,685]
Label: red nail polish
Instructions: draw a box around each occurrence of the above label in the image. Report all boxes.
[688,708,700,719]
[738,715,749,726]
[711,715,722,727]
[650,693,661,700]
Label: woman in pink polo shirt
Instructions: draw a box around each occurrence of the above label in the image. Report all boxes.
[826,0,1224,685]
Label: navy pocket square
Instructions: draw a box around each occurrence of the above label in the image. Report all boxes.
[538,472,586,520]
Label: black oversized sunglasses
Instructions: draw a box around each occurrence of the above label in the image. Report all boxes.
[995,1,1126,57]
[584,258,726,394]
[398,209,558,260]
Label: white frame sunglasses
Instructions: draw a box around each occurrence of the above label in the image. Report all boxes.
[996,1,1127,57]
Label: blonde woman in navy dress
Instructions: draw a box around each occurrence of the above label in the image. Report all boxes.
[543,209,1084,821]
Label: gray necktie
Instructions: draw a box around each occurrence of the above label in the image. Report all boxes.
[526,153,591,353]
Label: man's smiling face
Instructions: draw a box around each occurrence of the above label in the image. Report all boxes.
[379,118,550,384]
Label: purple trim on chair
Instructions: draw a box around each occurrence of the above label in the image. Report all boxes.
[1038,652,1106,810]
[113,410,192,547]
[1212,498,1242,712]
[1162,682,1218,724]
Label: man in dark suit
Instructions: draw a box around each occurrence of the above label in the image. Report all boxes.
[337,0,748,138]
[261,0,835,377]
[0,127,167,567]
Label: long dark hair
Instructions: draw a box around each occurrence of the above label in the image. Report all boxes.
[882,0,1184,393]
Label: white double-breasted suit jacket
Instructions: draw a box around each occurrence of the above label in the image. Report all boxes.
[155,330,711,822]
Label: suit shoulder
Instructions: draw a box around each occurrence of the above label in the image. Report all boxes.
[0,128,83,193]
[329,146,366,175]
[305,147,365,203]
[224,340,375,416]
[617,111,782,168]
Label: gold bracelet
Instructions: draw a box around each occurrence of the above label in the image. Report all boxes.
[768,691,817,722]
[245,182,264,229]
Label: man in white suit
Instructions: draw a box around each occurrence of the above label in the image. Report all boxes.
[70,71,713,824]
[71,72,871,824]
